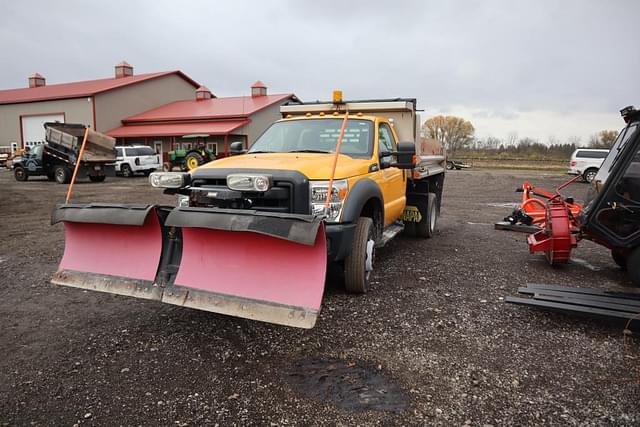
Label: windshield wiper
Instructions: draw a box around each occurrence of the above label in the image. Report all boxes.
[287,149,331,154]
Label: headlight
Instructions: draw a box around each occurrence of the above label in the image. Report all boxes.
[149,172,190,188]
[310,179,348,222]
[227,174,272,192]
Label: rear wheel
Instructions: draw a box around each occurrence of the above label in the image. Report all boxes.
[344,217,375,294]
[121,164,133,177]
[14,166,28,181]
[583,168,598,183]
[628,247,640,286]
[415,193,438,238]
[54,165,70,184]
[89,175,106,182]
[185,152,204,170]
[611,249,628,270]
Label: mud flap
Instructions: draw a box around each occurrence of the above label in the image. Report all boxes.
[162,208,327,329]
[51,204,164,300]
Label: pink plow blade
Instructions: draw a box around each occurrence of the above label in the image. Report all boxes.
[52,211,163,300]
[164,224,327,328]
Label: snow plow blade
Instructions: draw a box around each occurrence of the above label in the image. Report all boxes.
[51,204,327,329]
[51,204,164,300]
[163,208,327,329]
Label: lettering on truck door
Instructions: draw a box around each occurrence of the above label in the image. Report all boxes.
[378,122,406,225]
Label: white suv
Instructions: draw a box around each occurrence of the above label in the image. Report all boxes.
[115,146,161,177]
[568,148,609,182]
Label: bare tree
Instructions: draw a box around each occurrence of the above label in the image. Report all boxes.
[422,116,475,155]
[506,132,518,147]
[589,130,619,148]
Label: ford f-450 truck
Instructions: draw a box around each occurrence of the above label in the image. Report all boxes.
[51,95,446,328]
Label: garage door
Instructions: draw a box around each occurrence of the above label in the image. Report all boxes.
[21,114,64,147]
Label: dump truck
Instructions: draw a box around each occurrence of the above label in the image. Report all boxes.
[13,123,116,183]
[51,94,446,328]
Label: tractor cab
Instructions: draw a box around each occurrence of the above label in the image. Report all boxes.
[578,107,640,253]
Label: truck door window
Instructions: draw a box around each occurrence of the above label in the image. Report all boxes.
[378,123,396,157]
[125,148,135,157]
[616,147,640,203]
[31,144,43,158]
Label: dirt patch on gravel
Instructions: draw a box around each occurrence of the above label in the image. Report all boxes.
[0,169,639,425]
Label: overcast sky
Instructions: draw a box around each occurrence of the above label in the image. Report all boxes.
[1,0,638,144]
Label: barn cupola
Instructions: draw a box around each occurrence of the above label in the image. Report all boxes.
[195,86,213,100]
[115,61,134,78]
[251,81,267,97]
[28,73,46,88]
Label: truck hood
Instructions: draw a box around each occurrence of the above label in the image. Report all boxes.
[199,153,373,180]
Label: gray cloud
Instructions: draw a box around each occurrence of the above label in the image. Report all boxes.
[1,0,638,141]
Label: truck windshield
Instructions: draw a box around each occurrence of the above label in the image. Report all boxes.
[248,119,374,159]
[593,122,638,184]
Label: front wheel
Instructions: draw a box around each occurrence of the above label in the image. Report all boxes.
[446,161,454,170]
[344,217,375,294]
[54,165,70,184]
[89,175,106,182]
[120,164,133,177]
[14,166,28,181]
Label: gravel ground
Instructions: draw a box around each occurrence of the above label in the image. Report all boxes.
[0,168,639,426]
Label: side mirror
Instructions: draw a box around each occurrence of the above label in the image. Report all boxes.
[391,142,416,169]
[380,157,392,169]
[229,141,246,155]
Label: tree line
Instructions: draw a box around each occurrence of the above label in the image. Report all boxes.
[422,115,619,159]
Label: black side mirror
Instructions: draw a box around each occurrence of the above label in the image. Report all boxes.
[229,141,246,155]
[391,142,416,169]
[380,157,392,169]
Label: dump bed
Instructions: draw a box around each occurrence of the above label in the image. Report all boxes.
[280,99,445,178]
[45,123,116,162]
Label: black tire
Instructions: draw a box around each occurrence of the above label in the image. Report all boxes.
[121,164,133,177]
[344,217,375,294]
[583,168,598,183]
[89,175,106,182]
[446,161,454,170]
[143,170,153,177]
[611,249,628,270]
[415,193,438,238]
[628,247,640,286]
[14,166,28,181]
[46,173,55,181]
[185,152,204,171]
[54,165,70,184]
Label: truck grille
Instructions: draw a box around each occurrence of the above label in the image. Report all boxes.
[191,179,303,214]
[189,169,311,215]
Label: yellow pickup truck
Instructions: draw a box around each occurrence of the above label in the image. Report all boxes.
[51,95,446,328]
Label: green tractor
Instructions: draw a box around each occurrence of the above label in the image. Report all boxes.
[165,144,215,171]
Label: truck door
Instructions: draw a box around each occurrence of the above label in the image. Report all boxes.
[377,122,406,225]
[26,144,44,174]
